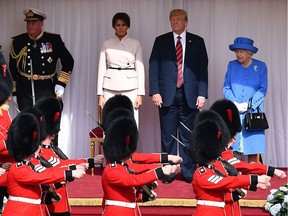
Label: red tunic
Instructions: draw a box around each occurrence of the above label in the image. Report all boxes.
[2,161,71,216]
[220,148,274,216]
[221,148,274,176]
[0,106,13,163]
[102,161,164,216]
[0,106,11,140]
[130,152,168,164]
[192,160,256,216]
[39,144,86,213]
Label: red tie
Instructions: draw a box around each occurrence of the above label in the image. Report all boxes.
[176,36,183,88]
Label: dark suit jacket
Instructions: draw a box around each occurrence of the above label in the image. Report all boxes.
[149,31,208,108]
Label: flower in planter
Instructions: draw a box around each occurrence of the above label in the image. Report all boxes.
[264,183,288,216]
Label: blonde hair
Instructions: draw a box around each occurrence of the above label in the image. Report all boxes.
[169,9,188,21]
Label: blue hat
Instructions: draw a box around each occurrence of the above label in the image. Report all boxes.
[229,37,258,53]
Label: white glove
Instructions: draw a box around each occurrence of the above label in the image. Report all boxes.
[240,102,248,112]
[234,102,241,112]
[234,102,248,113]
[55,84,65,99]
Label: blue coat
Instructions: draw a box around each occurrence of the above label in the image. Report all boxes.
[149,32,208,108]
[223,59,268,154]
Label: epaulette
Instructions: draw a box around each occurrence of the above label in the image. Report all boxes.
[198,166,206,174]
[110,161,117,168]
[11,33,27,40]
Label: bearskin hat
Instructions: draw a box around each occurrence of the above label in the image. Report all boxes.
[103,115,138,162]
[102,108,134,131]
[6,113,40,162]
[189,110,230,165]
[22,107,47,141]
[101,94,134,130]
[0,82,11,106]
[34,97,63,135]
[210,99,242,138]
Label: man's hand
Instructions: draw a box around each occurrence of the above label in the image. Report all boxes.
[162,164,181,175]
[258,175,271,186]
[274,169,287,179]
[168,155,183,164]
[2,162,11,170]
[72,169,86,179]
[0,168,6,176]
[76,163,88,171]
[152,94,163,108]
[196,97,205,109]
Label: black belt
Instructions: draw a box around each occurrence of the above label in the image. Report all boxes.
[108,67,135,70]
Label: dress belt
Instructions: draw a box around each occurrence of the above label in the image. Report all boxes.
[105,199,136,208]
[9,195,41,204]
[107,66,135,70]
[197,200,225,208]
[19,70,56,80]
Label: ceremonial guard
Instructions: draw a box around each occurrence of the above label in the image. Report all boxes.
[210,99,286,178]
[189,110,271,216]
[101,96,181,215]
[34,97,103,216]
[0,82,11,142]
[0,83,13,163]
[101,94,183,165]
[0,51,13,212]
[0,46,13,144]
[210,99,287,216]
[100,95,182,205]
[0,82,12,213]
[9,8,74,110]
[2,112,85,216]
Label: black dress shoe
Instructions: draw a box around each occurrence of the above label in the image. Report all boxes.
[161,175,174,184]
[162,179,174,184]
[183,177,192,183]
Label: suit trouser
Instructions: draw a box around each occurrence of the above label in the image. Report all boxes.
[103,89,139,127]
[159,87,198,179]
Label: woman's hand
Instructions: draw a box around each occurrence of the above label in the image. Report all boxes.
[134,96,142,109]
[98,95,105,109]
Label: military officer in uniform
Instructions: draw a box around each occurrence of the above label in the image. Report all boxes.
[9,8,74,110]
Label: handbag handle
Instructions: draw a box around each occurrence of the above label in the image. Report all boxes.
[247,99,253,119]
[247,99,252,110]
[247,98,265,119]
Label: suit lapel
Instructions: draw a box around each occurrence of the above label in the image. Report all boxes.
[185,33,193,62]
[167,32,177,66]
